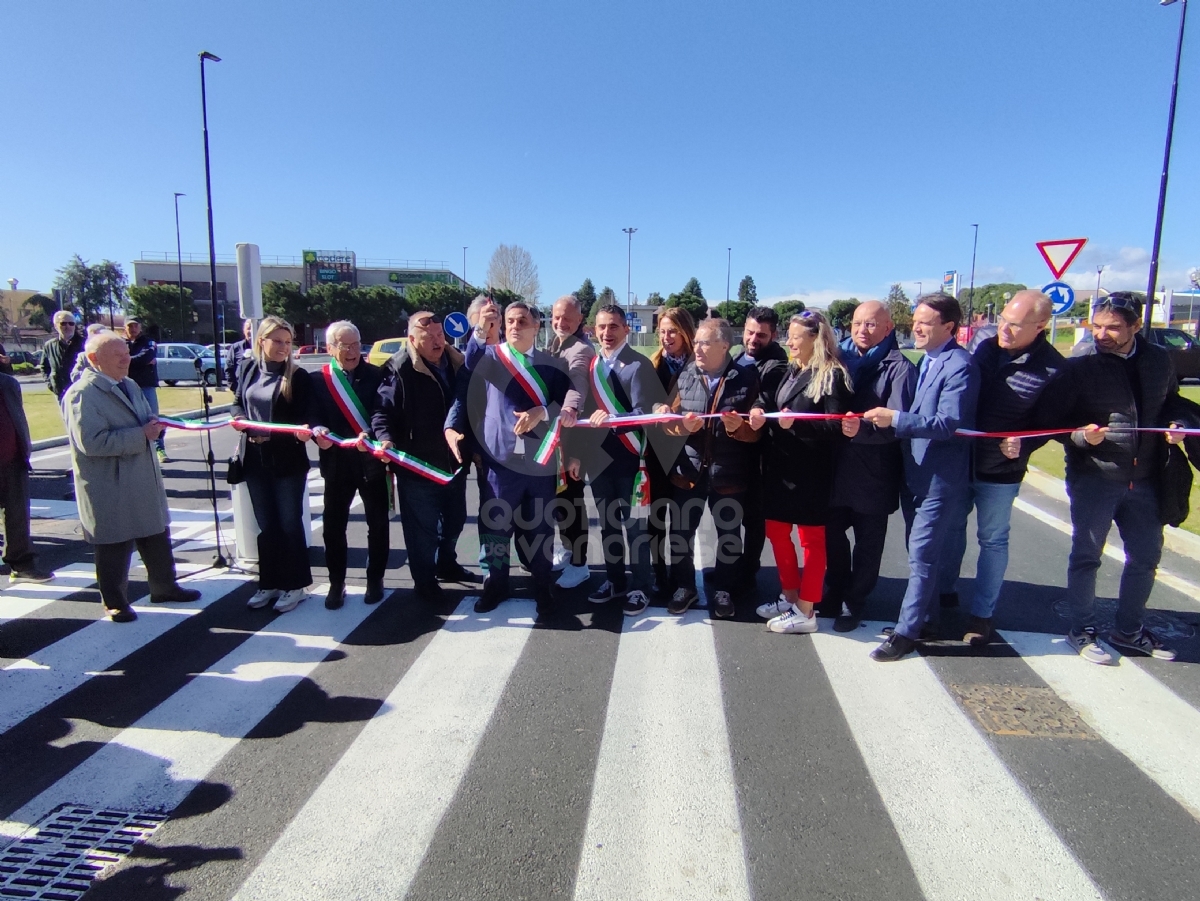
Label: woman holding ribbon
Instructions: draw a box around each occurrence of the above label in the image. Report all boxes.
[748,311,851,635]
[230,316,315,612]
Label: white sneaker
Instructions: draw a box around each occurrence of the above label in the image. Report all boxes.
[274,588,308,613]
[768,606,818,634]
[756,594,793,620]
[556,562,591,589]
[552,547,572,572]
[247,589,281,609]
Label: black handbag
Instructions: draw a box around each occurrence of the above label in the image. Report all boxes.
[1159,442,1192,528]
[225,454,245,485]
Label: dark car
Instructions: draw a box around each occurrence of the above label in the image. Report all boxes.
[1072,327,1200,381]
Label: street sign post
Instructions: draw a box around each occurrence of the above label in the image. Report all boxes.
[1043,280,1075,344]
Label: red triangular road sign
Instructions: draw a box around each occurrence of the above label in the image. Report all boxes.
[1036,238,1088,280]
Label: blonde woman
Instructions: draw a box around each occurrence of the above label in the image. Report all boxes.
[748,311,852,633]
[230,316,315,612]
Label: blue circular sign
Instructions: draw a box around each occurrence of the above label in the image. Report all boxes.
[443,311,470,339]
[1043,281,1075,316]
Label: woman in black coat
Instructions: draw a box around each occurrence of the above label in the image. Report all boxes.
[748,311,851,634]
[231,316,315,613]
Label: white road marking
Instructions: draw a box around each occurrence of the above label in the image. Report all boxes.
[1002,629,1200,821]
[0,585,377,840]
[809,624,1104,901]
[232,597,535,901]
[573,608,751,901]
[0,564,97,624]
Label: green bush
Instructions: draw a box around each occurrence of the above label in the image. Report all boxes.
[12,362,35,375]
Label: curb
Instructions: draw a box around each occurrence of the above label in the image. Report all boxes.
[1025,465,1200,560]
[30,404,234,452]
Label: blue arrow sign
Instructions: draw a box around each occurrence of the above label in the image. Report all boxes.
[443,311,470,339]
[1043,281,1075,316]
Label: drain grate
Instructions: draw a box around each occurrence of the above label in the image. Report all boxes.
[0,805,165,900]
[949,683,1098,740]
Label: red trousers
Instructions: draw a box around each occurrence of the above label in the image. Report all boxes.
[765,520,827,603]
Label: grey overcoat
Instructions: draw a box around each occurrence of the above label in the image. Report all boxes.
[63,368,169,544]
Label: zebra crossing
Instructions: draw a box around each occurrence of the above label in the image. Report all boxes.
[3,559,1200,901]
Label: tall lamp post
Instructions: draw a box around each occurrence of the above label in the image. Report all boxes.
[173,193,186,339]
[463,246,468,289]
[1094,264,1106,312]
[199,50,224,386]
[916,281,923,299]
[623,227,637,305]
[967,224,979,320]
[1147,0,1189,330]
[726,247,732,302]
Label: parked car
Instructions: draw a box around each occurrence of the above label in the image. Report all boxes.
[295,345,324,356]
[367,337,405,367]
[156,343,218,386]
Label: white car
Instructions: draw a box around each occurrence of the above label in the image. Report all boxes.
[156,343,218,386]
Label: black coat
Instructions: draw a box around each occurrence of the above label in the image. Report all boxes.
[126,334,159,389]
[760,366,851,525]
[310,360,386,483]
[373,342,464,478]
[42,333,85,398]
[569,344,663,479]
[830,347,917,516]
[734,341,790,407]
[231,358,313,478]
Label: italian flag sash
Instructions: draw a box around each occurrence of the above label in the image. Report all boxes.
[588,356,650,507]
[497,342,560,466]
[322,360,370,435]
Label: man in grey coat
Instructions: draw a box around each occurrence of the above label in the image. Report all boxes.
[63,331,200,622]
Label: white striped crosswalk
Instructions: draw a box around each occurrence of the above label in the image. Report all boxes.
[2,572,1200,900]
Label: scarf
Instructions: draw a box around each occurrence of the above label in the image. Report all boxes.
[840,331,897,391]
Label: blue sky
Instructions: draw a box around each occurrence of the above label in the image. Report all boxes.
[4,1,1199,308]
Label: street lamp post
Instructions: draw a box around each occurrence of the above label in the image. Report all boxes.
[173,192,186,339]
[463,246,468,289]
[967,224,979,321]
[916,281,923,299]
[726,247,731,302]
[199,50,224,386]
[623,227,637,305]
[1148,0,1189,330]
[1095,265,1106,312]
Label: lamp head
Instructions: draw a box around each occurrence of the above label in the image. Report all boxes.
[200,51,222,62]
[1162,1,1180,7]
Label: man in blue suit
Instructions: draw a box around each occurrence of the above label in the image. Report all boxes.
[862,294,979,661]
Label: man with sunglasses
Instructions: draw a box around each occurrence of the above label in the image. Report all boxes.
[42,311,85,401]
[1036,292,1194,664]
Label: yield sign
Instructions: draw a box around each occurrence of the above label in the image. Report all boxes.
[1036,238,1088,280]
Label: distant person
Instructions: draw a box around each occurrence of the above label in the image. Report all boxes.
[0,344,12,376]
[41,311,84,400]
[71,324,112,384]
[0,371,54,583]
[62,331,200,621]
[224,319,254,393]
[125,320,166,462]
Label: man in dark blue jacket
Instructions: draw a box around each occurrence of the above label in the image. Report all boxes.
[125,320,165,461]
[937,290,1062,646]
[863,294,979,661]
[820,301,917,632]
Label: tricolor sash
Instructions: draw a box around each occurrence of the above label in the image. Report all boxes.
[322,360,371,435]
[588,356,649,507]
[496,342,548,407]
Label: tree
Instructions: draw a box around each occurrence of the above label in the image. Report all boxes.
[405,282,472,319]
[262,281,310,328]
[486,244,540,304]
[53,254,104,323]
[575,278,598,321]
[714,300,752,327]
[826,298,860,333]
[645,291,665,308]
[886,283,913,336]
[957,282,1027,318]
[588,286,620,325]
[667,277,709,324]
[127,284,196,339]
[21,294,57,332]
[772,299,807,321]
[93,260,128,326]
[737,275,757,305]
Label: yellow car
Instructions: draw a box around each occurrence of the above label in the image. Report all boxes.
[367,337,406,367]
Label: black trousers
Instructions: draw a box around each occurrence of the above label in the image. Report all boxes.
[822,506,890,617]
[322,472,390,584]
[0,465,35,572]
[94,529,178,611]
[741,474,766,579]
[553,472,589,566]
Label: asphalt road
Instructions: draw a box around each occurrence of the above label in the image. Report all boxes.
[2,424,1200,901]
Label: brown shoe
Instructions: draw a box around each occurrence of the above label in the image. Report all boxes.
[964,616,992,647]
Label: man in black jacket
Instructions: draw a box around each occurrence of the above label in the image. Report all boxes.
[311,321,389,609]
[936,290,1062,646]
[125,320,166,461]
[1036,293,1189,664]
[41,312,84,401]
[820,301,917,632]
[373,311,469,603]
[659,318,761,618]
[733,306,789,586]
[224,319,254,394]
[0,373,54,583]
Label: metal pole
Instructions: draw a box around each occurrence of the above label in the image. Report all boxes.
[1095,265,1104,312]
[1147,0,1188,330]
[623,227,637,305]
[174,193,186,339]
[463,246,467,289]
[967,224,979,321]
[726,247,731,302]
[199,51,223,386]
[916,281,922,299]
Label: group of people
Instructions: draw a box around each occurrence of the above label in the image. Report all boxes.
[7,286,1197,667]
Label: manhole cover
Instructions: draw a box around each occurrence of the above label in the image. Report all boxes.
[1051,597,1196,641]
[0,805,165,900]
[949,684,1097,740]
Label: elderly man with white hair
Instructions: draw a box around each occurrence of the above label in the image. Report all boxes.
[310,320,390,609]
[41,311,84,400]
[63,330,201,622]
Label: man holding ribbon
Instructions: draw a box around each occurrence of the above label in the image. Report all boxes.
[570,304,659,616]
[311,320,389,609]
[373,311,468,604]
[447,301,571,617]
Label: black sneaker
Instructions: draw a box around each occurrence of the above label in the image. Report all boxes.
[667,587,697,615]
[474,577,507,613]
[1107,626,1178,661]
[711,590,735,619]
[9,569,54,584]
[324,583,346,610]
[833,613,861,633]
[437,561,474,583]
[588,580,625,604]
[870,632,917,662]
[364,578,386,605]
[622,590,649,617]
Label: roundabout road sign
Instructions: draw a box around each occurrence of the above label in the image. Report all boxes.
[1043,281,1075,316]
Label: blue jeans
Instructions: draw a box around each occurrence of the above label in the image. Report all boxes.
[896,491,956,640]
[396,470,468,587]
[1065,473,1164,634]
[938,479,1022,618]
[142,387,164,451]
[478,466,557,586]
[589,467,651,594]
